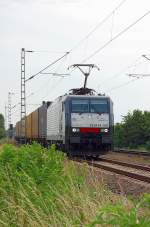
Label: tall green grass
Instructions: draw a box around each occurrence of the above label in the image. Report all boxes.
[0,143,149,226]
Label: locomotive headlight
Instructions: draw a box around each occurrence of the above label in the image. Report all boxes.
[101,128,109,133]
[72,128,79,132]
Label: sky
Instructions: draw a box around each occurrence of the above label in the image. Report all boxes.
[1,0,150,127]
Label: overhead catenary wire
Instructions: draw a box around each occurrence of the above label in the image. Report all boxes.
[26,53,69,102]
[69,0,127,52]
[97,56,144,91]
[25,52,69,82]
[106,77,140,93]
[10,2,150,124]
[39,77,65,102]
[99,54,149,93]
[81,10,150,63]
[9,0,129,105]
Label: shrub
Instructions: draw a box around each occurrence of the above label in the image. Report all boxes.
[88,194,150,227]
[145,141,150,151]
[0,143,149,226]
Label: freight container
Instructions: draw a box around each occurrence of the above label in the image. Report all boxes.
[16,120,25,138]
[31,109,39,138]
[15,121,20,138]
[26,114,32,139]
[20,119,26,138]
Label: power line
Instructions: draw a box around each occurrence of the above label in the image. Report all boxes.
[9,0,129,112]
[106,77,139,93]
[81,10,150,63]
[25,53,69,102]
[28,50,68,54]
[69,0,127,52]
[40,72,70,77]
[39,77,65,102]
[142,54,150,61]
[128,73,150,78]
[25,52,69,82]
[97,56,144,91]
[102,56,148,92]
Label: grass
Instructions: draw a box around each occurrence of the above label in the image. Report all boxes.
[0,143,149,226]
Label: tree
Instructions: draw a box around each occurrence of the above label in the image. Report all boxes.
[114,110,150,149]
[0,114,5,139]
[114,123,125,147]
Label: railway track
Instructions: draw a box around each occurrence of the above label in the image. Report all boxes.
[114,148,150,156]
[72,157,150,184]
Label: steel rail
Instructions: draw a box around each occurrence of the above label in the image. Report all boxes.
[98,158,150,172]
[114,148,150,156]
[72,158,150,184]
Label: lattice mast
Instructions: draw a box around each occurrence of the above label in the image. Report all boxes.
[8,92,12,128]
[21,48,26,142]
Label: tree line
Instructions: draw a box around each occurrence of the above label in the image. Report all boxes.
[114,110,150,150]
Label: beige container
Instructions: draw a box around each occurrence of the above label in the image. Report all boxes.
[31,109,39,138]
[15,121,20,137]
[20,119,26,137]
[26,114,32,139]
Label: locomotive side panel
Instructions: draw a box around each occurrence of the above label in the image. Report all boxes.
[39,102,52,140]
[47,97,64,142]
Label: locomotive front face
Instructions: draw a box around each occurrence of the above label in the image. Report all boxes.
[71,99,109,129]
[66,96,113,155]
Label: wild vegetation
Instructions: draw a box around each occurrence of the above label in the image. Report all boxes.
[114,110,150,151]
[0,143,149,226]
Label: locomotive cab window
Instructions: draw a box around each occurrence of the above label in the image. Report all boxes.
[71,99,89,112]
[90,100,108,113]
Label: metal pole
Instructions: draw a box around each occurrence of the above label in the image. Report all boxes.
[5,105,7,129]
[21,48,26,143]
[8,92,12,128]
[8,92,14,139]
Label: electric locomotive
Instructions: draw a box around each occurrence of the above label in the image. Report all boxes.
[47,88,114,156]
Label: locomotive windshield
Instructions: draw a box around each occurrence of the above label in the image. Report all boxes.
[90,100,108,113]
[71,100,89,112]
[71,99,108,113]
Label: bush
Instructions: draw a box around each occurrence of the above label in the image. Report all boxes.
[145,141,150,151]
[0,143,103,226]
[0,143,149,226]
[88,194,150,227]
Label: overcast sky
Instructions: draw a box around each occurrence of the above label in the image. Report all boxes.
[1,0,150,127]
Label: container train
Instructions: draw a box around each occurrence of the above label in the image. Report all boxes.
[15,91,114,157]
